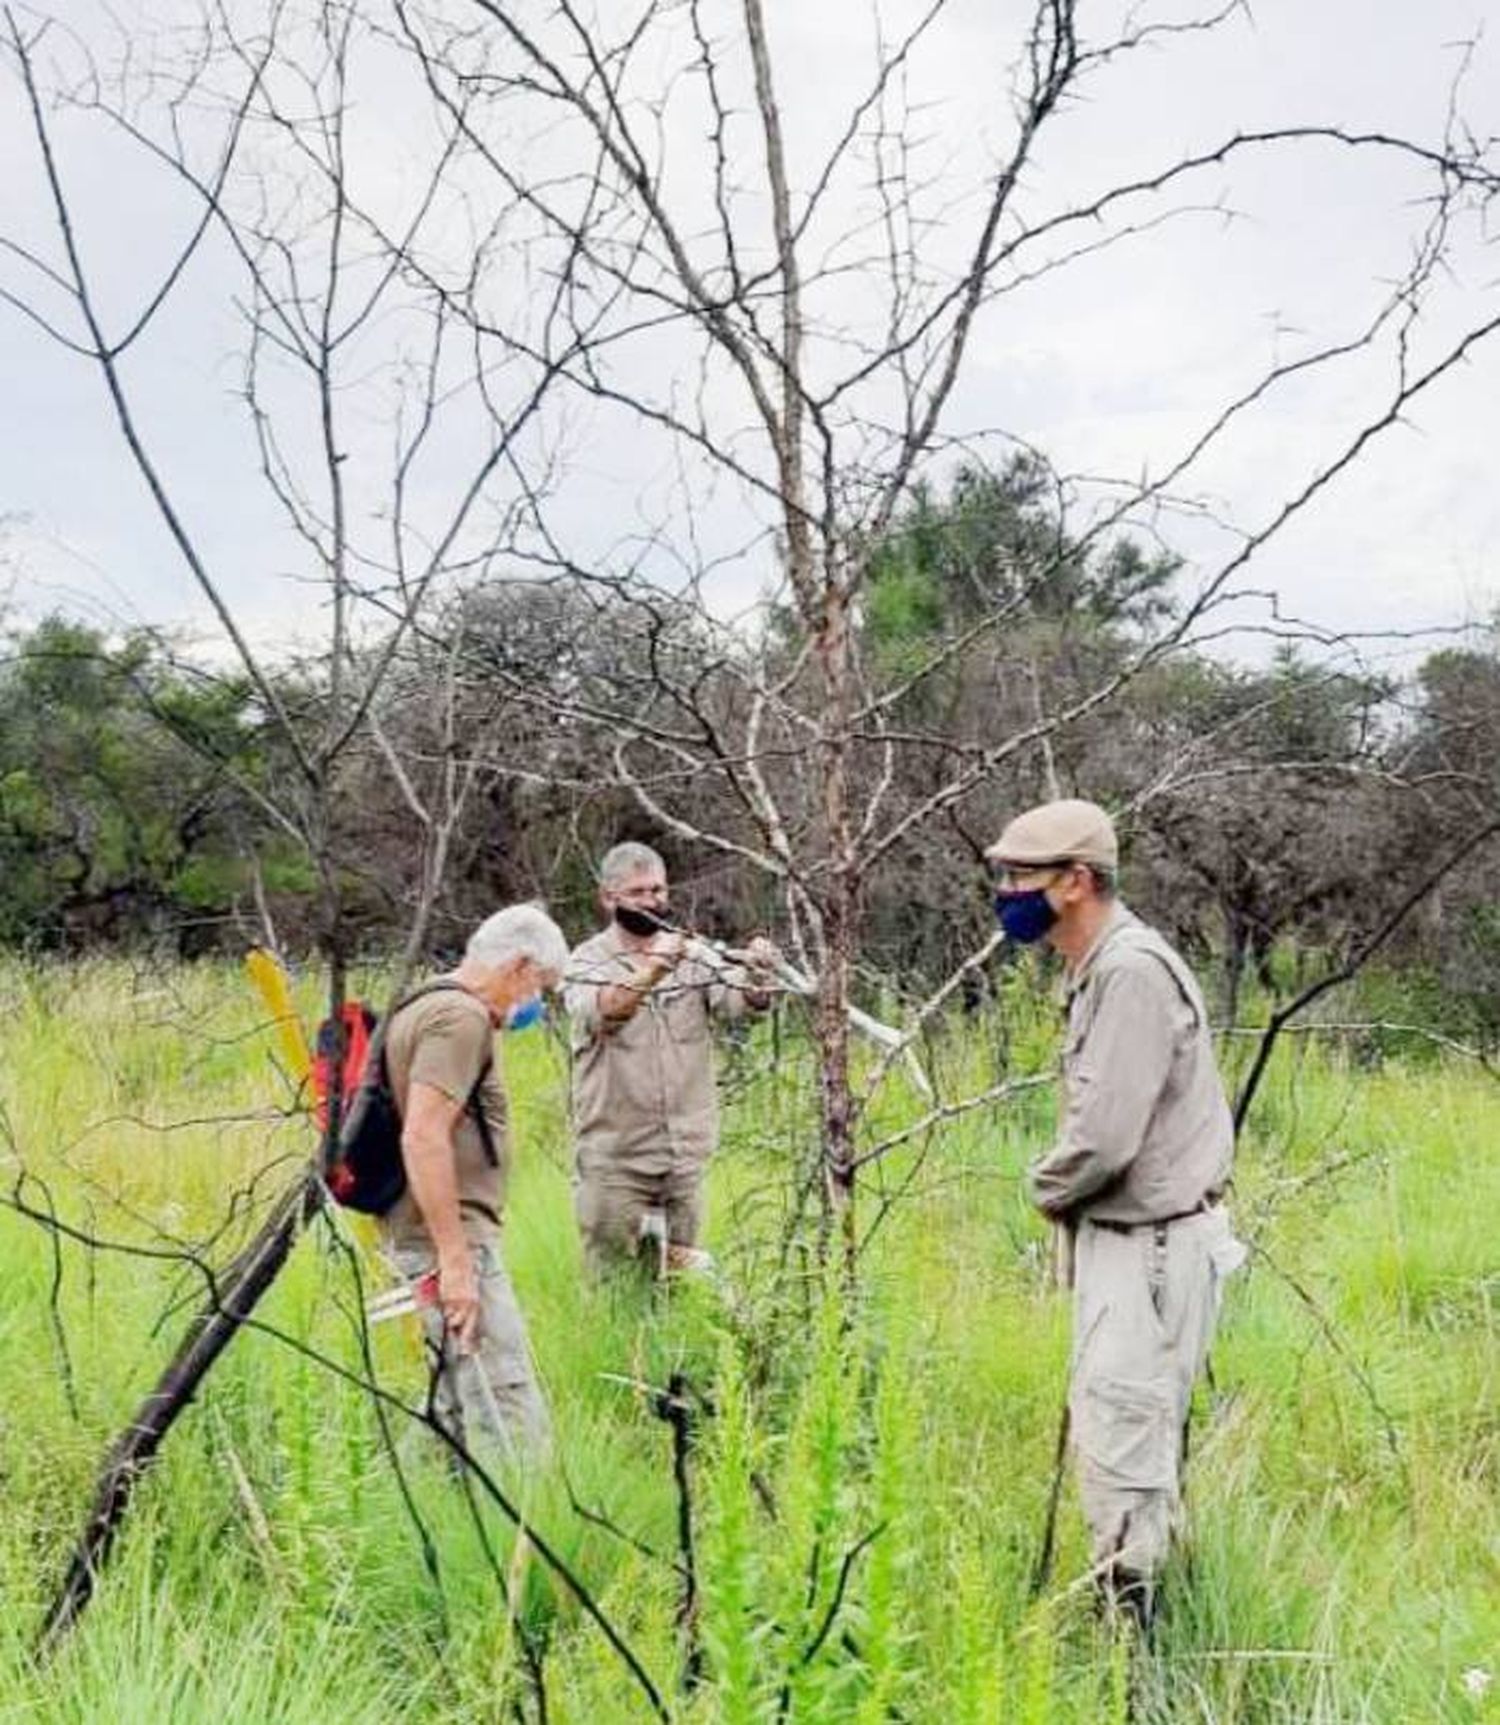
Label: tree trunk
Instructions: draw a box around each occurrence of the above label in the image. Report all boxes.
[814,578,859,1285]
[38,1174,318,1655]
[1222,905,1247,1024]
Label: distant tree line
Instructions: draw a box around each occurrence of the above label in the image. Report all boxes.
[7,460,1498,1037]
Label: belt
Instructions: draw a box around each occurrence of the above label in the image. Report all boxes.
[1086,1194,1219,1234]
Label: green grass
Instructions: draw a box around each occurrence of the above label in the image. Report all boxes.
[0,957,1496,1723]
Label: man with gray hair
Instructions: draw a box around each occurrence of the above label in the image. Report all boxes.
[988,799,1244,1631]
[565,842,776,1275]
[380,903,568,1460]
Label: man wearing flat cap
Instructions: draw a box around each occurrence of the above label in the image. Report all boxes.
[988,798,1244,1630]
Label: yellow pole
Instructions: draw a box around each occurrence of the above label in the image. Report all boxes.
[244,947,313,1083]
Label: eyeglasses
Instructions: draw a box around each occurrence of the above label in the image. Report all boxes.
[988,861,1073,891]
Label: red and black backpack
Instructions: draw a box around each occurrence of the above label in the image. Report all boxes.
[311,982,498,1216]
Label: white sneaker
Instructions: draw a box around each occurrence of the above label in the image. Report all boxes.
[664,1243,716,1275]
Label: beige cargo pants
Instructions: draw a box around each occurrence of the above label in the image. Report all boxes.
[390,1238,552,1463]
[1070,1205,1244,1577]
[574,1161,705,1277]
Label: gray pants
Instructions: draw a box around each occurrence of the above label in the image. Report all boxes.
[574,1160,704,1276]
[1070,1206,1244,1577]
[389,1237,552,1464]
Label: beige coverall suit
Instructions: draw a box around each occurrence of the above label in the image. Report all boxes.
[1031,905,1244,1580]
[566,925,754,1271]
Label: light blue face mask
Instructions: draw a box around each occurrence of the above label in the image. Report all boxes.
[505,995,545,1033]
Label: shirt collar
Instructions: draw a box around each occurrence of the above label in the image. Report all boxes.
[600,920,647,966]
[1065,901,1137,1000]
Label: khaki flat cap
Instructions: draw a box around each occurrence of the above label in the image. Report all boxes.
[986,798,1118,871]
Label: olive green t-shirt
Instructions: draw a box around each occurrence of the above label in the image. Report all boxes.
[380,980,508,1251]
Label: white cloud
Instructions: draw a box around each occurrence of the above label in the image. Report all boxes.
[2,0,1496,665]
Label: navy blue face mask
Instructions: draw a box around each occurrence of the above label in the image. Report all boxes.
[994,887,1058,945]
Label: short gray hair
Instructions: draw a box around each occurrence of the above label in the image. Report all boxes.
[1085,863,1118,898]
[465,903,568,977]
[598,841,666,890]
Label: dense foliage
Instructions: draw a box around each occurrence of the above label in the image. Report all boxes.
[6,465,1498,1035]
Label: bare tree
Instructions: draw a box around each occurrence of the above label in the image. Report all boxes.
[384,0,1500,1273]
[6,0,1500,1661]
[1,0,592,1648]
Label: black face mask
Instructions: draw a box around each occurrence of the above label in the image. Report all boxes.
[614,902,668,938]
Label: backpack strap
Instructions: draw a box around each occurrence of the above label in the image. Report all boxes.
[382,980,500,1168]
[1108,926,1207,1031]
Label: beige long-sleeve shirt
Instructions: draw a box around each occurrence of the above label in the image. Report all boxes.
[565,925,752,1179]
[1029,904,1233,1225]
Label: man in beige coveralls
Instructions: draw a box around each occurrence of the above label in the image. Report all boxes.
[382,903,568,1460]
[988,799,1244,1628]
[565,842,776,1274]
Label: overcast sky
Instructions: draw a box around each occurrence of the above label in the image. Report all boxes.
[3,0,1497,675]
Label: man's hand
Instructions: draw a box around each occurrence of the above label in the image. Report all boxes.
[648,929,685,970]
[437,1247,481,1353]
[599,929,683,1025]
[742,934,780,980]
[737,933,780,1010]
